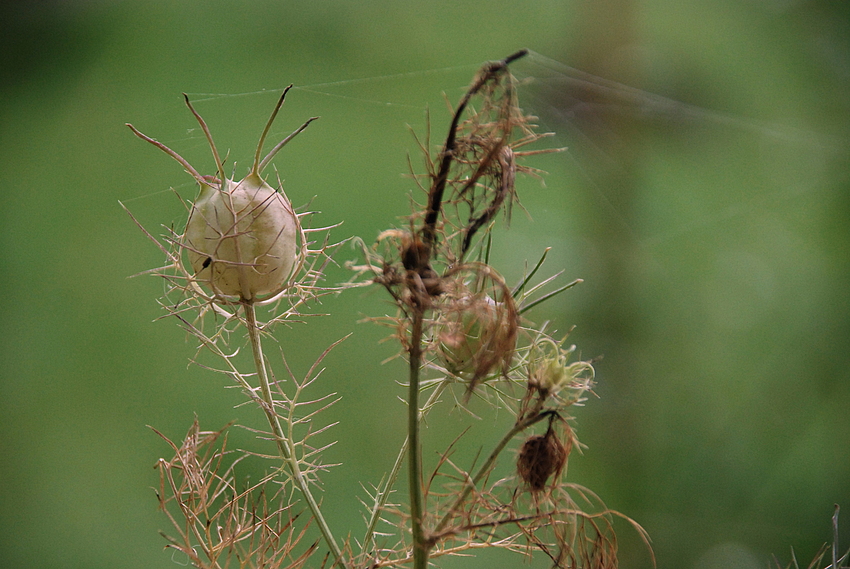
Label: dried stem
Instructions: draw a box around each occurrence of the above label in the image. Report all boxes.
[433,409,557,536]
[361,380,450,557]
[402,48,532,569]
[422,48,528,250]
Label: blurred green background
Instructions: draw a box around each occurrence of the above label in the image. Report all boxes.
[1,1,848,568]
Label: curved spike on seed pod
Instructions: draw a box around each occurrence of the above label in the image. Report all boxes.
[254,85,320,174]
[252,85,294,174]
[183,93,226,180]
[125,123,208,187]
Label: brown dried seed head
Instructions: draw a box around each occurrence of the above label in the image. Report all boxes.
[517,429,570,492]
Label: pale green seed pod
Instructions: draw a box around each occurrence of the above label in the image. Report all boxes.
[184,173,299,299]
[127,86,315,303]
[530,356,570,393]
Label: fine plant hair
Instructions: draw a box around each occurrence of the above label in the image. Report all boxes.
[126,50,652,569]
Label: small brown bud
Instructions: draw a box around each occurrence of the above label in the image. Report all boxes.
[517,428,570,492]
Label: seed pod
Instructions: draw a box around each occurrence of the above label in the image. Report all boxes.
[438,289,517,385]
[127,86,315,303]
[184,173,299,299]
[527,339,595,399]
[517,428,570,492]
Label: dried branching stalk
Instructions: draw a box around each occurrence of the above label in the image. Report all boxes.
[772,505,850,569]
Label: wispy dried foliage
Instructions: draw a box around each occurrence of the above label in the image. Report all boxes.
[152,420,318,569]
[772,506,849,569]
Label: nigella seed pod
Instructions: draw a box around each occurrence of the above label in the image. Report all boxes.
[527,339,595,399]
[438,294,502,376]
[127,85,317,302]
[184,174,298,299]
[436,268,518,396]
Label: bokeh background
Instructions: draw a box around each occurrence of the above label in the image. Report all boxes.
[1,1,848,568]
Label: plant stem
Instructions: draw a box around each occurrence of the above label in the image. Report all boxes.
[407,308,429,569]
[362,380,449,557]
[243,302,347,568]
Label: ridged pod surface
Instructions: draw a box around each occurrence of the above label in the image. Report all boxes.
[184,173,299,300]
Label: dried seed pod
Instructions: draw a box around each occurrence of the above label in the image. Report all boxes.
[127,86,315,303]
[437,278,518,392]
[439,294,502,374]
[517,428,570,492]
[184,173,299,299]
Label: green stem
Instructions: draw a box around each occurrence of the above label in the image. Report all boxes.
[433,409,553,536]
[243,302,347,568]
[361,380,449,557]
[407,309,429,569]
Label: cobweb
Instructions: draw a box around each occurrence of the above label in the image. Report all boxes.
[124,49,846,275]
